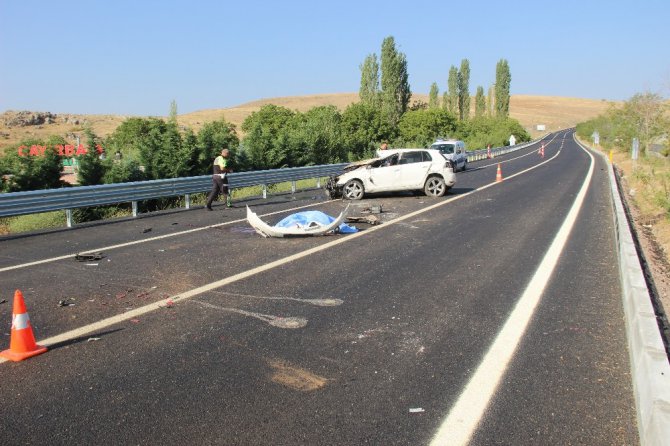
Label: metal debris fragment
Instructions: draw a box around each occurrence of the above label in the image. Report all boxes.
[75,252,103,262]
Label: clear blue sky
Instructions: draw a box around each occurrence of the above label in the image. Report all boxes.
[1,0,668,116]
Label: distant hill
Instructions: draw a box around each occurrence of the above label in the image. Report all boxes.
[0,94,615,154]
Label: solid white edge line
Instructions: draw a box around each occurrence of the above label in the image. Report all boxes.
[429,135,595,445]
[0,138,565,365]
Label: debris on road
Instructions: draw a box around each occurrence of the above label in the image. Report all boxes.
[409,408,425,413]
[346,215,381,225]
[0,299,7,305]
[247,205,355,238]
[74,252,103,262]
[86,337,101,342]
[58,298,75,307]
[142,228,152,233]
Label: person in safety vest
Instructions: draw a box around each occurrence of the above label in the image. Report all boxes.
[206,148,233,211]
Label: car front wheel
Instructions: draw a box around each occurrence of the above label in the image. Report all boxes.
[343,179,364,200]
[424,176,446,197]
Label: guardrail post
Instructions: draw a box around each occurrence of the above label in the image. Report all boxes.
[132,201,138,217]
[291,181,296,194]
[317,177,321,188]
[263,185,267,199]
[185,194,191,209]
[66,209,73,228]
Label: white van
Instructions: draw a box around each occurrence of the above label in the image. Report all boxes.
[429,139,467,171]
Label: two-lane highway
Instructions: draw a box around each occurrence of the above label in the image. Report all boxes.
[0,131,638,445]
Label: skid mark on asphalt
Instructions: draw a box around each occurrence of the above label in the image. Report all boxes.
[193,300,308,329]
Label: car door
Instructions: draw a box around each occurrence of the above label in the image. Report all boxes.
[398,151,432,189]
[367,154,401,191]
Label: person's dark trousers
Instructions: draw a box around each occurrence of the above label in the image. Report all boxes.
[206,176,228,209]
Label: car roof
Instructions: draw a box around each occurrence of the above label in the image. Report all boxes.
[383,148,437,152]
[431,139,463,144]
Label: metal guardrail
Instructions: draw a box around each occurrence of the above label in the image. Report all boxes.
[0,163,347,227]
[466,139,539,162]
[0,138,541,228]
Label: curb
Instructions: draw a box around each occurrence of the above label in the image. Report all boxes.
[577,136,670,445]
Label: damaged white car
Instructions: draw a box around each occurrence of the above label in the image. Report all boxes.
[325,149,456,200]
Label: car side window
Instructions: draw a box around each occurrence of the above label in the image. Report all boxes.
[380,154,399,167]
[401,152,424,164]
[421,151,432,162]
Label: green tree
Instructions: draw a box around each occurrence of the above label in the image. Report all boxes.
[1,139,65,192]
[103,158,145,184]
[457,116,529,149]
[475,86,486,118]
[169,100,178,123]
[77,128,107,186]
[359,53,380,107]
[241,104,296,169]
[380,36,411,127]
[442,91,449,111]
[197,118,239,173]
[429,82,440,109]
[458,59,471,120]
[622,92,668,154]
[341,102,392,160]
[495,59,511,118]
[487,85,495,117]
[398,108,458,147]
[446,66,459,115]
[289,106,345,165]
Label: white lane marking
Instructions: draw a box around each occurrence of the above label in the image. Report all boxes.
[0,201,333,273]
[0,143,564,365]
[429,138,594,445]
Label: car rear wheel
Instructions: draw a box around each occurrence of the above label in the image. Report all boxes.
[424,176,446,197]
[343,179,364,200]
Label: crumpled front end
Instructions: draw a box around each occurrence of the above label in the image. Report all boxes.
[325,175,343,199]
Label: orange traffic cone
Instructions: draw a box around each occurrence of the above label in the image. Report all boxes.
[0,290,47,361]
[496,163,503,182]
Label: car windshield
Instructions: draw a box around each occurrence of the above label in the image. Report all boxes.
[432,143,455,154]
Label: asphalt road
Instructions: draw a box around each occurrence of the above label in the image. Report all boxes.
[0,131,638,445]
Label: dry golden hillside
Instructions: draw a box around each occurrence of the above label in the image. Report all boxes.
[0,93,615,154]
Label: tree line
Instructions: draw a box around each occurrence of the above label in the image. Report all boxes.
[1,35,528,194]
[576,92,669,156]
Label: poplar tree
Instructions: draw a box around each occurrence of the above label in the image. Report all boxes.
[487,85,495,117]
[447,66,459,115]
[495,59,511,118]
[380,36,411,127]
[458,59,470,120]
[169,100,178,123]
[359,54,380,107]
[475,86,486,117]
[429,82,440,109]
